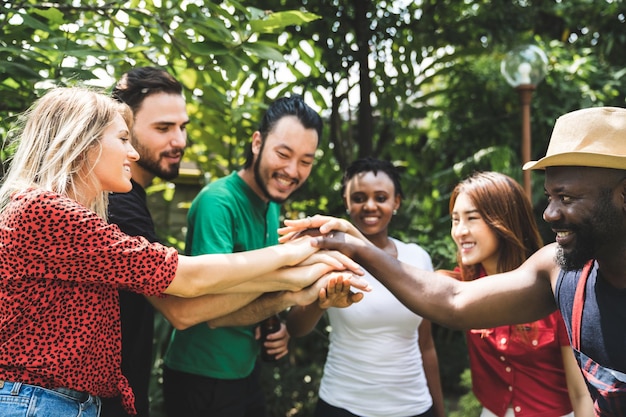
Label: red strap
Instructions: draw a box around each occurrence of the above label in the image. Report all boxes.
[571,260,594,350]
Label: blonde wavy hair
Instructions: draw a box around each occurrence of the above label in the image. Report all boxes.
[0,87,132,218]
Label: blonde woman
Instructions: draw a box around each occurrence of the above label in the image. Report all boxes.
[0,87,365,416]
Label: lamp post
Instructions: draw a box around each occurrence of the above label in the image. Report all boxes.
[501,44,548,201]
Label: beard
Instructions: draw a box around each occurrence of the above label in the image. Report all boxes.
[555,189,622,271]
[132,137,183,181]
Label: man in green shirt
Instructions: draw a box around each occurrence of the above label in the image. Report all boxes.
[163,95,323,417]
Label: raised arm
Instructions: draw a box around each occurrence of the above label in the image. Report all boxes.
[165,235,318,297]
[209,250,365,294]
[337,234,556,328]
[298,222,559,330]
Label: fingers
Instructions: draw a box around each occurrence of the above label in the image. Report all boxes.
[301,250,363,275]
[345,274,371,292]
[279,215,343,237]
[263,323,290,359]
[349,291,364,304]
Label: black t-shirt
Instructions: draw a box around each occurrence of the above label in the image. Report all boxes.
[101,180,159,417]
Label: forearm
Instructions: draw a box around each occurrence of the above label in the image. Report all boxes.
[286,302,325,337]
[148,292,261,330]
[422,345,446,417]
[209,264,326,293]
[562,346,593,416]
[352,244,555,329]
[207,291,292,328]
[166,240,315,297]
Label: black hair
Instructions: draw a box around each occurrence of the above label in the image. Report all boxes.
[111,67,183,114]
[243,95,323,169]
[341,157,404,198]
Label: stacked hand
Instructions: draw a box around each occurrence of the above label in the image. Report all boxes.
[279,215,373,258]
[281,215,374,308]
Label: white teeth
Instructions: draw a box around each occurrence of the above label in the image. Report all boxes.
[461,243,475,249]
[556,231,571,238]
[276,177,292,186]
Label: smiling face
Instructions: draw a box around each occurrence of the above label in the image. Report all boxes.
[90,113,139,194]
[130,92,188,186]
[344,170,400,240]
[543,166,624,270]
[451,192,500,275]
[251,115,318,203]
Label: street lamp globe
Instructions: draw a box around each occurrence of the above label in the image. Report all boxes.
[501,44,548,87]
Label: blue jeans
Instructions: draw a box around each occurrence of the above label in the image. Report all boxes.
[0,381,101,417]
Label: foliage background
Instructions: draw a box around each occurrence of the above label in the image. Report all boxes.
[3,1,626,415]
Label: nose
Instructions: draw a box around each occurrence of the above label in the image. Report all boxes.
[542,200,561,223]
[127,143,140,162]
[283,158,300,179]
[171,127,187,149]
[451,220,468,239]
[364,198,377,210]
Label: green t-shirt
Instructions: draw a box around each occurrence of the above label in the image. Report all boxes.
[163,172,280,379]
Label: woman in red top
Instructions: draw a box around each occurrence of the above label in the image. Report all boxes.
[0,87,365,417]
[448,172,591,417]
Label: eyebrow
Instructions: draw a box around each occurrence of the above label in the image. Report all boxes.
[452,209,480,215]
[152,120,190,127]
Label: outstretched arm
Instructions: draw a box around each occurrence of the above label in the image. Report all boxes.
[208,271,366,328]
[286,272,364,337]
[207,291,291,328]
[281,216,559,330]
[148,292,260,330]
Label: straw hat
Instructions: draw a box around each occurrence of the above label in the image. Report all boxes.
[523,107,626,170]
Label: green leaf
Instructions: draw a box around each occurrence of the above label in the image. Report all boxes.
[242,42,285,62]
[249,10,320,34]
[30,7,65,25]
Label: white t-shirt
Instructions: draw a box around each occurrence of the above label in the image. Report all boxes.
[318,237,435,417]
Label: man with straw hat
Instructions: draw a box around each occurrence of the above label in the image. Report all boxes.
[282,106,626,415]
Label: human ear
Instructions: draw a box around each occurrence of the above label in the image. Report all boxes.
[251,132,263,156]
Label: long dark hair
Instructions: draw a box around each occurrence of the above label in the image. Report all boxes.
[450,171,544,343]
[449,171,542,281]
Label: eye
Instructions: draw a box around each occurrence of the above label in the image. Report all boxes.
[560,195,572,203]
[350,194,366,204]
